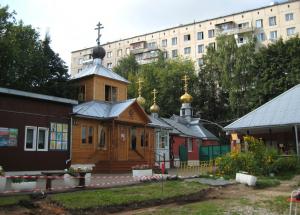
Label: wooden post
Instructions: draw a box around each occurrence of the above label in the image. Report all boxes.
[295,125,299,157]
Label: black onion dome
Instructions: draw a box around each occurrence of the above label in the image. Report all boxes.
[92,46,106,59]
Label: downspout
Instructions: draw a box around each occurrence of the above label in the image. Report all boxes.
[66,116,73,166]
[295,125,299,157]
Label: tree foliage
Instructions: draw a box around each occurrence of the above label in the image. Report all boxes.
[114,53,197,116]
[0,5,73,98]
[199,34,300,123]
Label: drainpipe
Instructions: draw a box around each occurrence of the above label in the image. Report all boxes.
[65,116,73,166]
[295,125,299,157]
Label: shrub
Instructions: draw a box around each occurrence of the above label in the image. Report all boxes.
[255,178,280,189]
[215,151,258,176]
[272,156,298,173]
[11,177,36,183]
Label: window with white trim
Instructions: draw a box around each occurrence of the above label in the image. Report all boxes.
[285,13,293,21]
[24,126,37,151]
[197,44,204,53]
[257,32,265,41]
[172,37,177,45]
[270,31,278,40]
[197,32,204,40]
[256,19,263,28]
[269,16,276,26]
[287,27,296,36]
[184,34,191,41]
[161,39,167,47]
[37,127,49,151]
[208,29,215,38]
[184,47,191,55]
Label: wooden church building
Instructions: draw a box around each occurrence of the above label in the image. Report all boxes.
[70,45,155,172]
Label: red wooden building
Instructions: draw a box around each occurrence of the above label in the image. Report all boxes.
[161,76,219,166]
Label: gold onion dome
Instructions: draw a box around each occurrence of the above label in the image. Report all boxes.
[150,103,160,113]
[180,92,193,103]
[136,96,146,106]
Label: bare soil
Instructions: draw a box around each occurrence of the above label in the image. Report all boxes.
[0,176,299,215]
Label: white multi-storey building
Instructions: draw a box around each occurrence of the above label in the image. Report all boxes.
[71,0,300,76]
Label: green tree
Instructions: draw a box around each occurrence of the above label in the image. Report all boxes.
[199,34,256,121]
[251,37,300,107]
[113,53,197,116]
[0,5,73,98]
[113,54,139,79]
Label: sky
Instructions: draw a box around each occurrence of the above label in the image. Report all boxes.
[2,0,277,71]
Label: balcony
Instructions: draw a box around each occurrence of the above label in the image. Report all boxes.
[216,26,255,36]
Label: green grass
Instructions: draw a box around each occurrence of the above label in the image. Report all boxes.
[135,201,224,215]
[255,178,280,189]
[263,196,290,214]
[0,195,30,207]
[50,181,208,209]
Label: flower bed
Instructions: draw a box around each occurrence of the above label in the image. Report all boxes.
[64,166,93,187]
[10,177,37,191]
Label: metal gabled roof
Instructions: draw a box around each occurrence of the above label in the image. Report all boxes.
[148,115,172,129]
[225,84,300,131]
[161,116,218,140]
[73,99,135,119]
[0,87,78,105]
[71,59,129,84]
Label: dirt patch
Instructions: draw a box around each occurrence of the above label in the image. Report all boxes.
[0,176,298,215]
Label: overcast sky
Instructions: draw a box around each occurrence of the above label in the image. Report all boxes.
[2,0,278,71]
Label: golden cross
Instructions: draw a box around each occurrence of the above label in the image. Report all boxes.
[152,88,158,103]
[136,78,144,96]
[181,74,190,93]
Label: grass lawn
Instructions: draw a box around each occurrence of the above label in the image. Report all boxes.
[135,201,225,215]
[50,181,209,209]
[0,195,30,207]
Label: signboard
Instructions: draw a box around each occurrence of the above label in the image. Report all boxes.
[0,127,18,147]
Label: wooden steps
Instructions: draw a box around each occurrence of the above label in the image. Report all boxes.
[92,160,149,173]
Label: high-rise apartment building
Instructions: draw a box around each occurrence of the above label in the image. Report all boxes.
[70,0,300,76]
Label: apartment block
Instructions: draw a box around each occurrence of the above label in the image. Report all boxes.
[71,0,300,76]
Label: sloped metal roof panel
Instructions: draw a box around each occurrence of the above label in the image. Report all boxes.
[73,99,135,119]
[161,117,218,140]
[108,99,135,117]
[72,60,129,84]
[148,115,172,129]
[0,87,78,105]
[225,84,300,130]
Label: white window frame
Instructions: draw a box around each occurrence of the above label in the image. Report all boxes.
[197,32,204,40]
[208,29,215,38]
[197,44,204,53]
[287,27,296,36]
[37,127,49,151]
[269,16,276,26]
[257,32,265,41]
[285,13,293,21]
[172,37,177,45]
[184,47,191,55]
[270,31,277,40]
[24,126,37,151]
[256,19,263,28]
